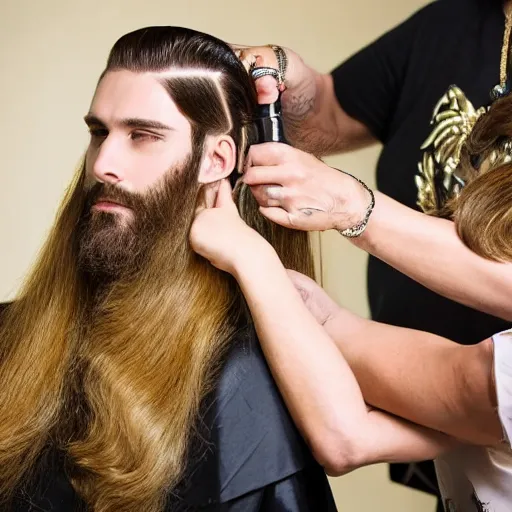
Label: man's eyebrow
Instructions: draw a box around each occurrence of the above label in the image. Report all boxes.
[122,118,174,131]
[84,114,105,127]
[83,114,173,131]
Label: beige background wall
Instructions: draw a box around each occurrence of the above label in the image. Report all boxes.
[0,0,434,509]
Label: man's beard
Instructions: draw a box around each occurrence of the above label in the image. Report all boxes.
[76,154,201,282]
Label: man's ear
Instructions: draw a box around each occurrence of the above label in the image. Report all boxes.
[198,135,237,184]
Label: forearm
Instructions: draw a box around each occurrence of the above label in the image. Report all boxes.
[324,307,501,445]
[233,246,368,459]
[353,191,512,321]
[283,72,377,156]
[343,409,455,475]
[233,245,455,473]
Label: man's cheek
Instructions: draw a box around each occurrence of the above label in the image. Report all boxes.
[84,156,97,184]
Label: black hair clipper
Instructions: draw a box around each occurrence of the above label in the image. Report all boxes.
[229,91,288,188]
[253,94,288,145]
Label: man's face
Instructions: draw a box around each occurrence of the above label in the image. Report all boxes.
[78,70,197,278]
[85,70,193,200]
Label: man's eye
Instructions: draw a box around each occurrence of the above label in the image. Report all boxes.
[131,132,161,142]
[89,128,108,138]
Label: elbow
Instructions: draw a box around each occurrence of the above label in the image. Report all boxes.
[456,340,503,445]
[309,431,366,477]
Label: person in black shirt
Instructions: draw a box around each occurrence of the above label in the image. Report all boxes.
[233,0,511,508]
[0,27,336,511]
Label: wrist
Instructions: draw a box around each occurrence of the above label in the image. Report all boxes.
[348,190,384,251]
[333,170,375,238]
[324,306,366,340]
[231,235,277,280]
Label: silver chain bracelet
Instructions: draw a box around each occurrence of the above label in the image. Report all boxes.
[336,170,375,238]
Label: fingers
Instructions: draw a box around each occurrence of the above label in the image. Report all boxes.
[286,268,315,287]
[285,268,312,302]
[202,183,219,210]
[258,206,293,227]
[245,142,292,168]
[243,167,287,187]
[234,45,279,71]
[231,45,281,103]
[250,184,284,208]
[254,75,279,104]
[214,179,237,210]
[197,180,236,216]
[231,45,258,72]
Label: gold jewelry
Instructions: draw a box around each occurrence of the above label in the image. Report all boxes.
[492,1,512,99]
[501,6,512,85]
[417,3,512,214]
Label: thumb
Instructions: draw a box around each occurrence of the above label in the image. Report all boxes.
[254,75,280,104]
[200,182,220,211]
[215,179,237,210]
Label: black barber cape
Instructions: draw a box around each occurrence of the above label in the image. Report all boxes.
[12,323,337,511]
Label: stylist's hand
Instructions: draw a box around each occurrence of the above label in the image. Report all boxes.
[231,44,318,117]
[244,143,371,232]
[231,44,304,102]
[190,179,271,275]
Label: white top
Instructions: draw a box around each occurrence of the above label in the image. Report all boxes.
[435,330,512,512]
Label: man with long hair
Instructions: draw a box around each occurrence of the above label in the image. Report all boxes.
[0,26,336,511]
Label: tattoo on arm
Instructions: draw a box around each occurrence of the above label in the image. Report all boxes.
[283,83,343,156]
[284,93,315,122]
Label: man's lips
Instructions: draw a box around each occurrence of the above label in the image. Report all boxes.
[92,198,130,211]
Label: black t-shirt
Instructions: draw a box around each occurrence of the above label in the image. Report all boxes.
[331,0,511,498]
[11,324,336,511]
[332,0,510,343]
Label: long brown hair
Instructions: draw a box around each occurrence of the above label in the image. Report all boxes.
[444,94,512,261]
[0,27,314,511]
